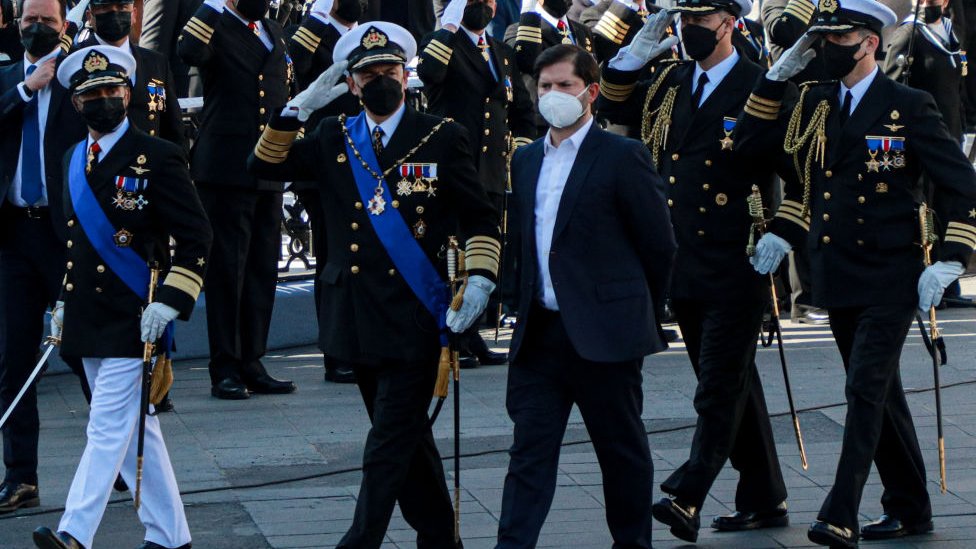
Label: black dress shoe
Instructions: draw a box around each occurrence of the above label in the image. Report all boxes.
[32,527,84,549]
[211,377,249,400]
[154,395,175,413]
[860,514,933,540]
[245,373,297,395]
[114,475,128,492]
[458,354,479,369]
[467,334,509,365]
[651,497,700,542]
[136,542,191,549]
[808,520,858,548]
[712,501,789,531]
[0,481,39,513]
[324,364,356,384]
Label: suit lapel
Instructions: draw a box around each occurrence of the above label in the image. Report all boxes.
[552,123,601,241]
[680,57,754,148]
[455,32,496,85]
[519,141,545,259]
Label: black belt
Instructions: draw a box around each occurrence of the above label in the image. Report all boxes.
[9,206,50,220]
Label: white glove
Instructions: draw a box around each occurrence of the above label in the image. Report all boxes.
[310,0,334,17]
[446,275,496,333]
[141,302,179,343]
[285,60,349,121]
[918,260,965,311]
[50,301,64,341]
[766,32,818,82]
[67,0,90,27]
[442,0,467,30]
[610,10,679,70]
[521,0,539,14]
[204,0,226,12]
[750,232,792,274]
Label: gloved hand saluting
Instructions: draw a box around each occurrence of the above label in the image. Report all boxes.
[441,0,467,31]
[521,0,539,14]
[766,32,818,82]
[203,0,225,12]
[285,60,349,122]
[918,260,965,311]
[446,275,496,333]
[750,232,792,274]
[141,302,180,343]
[50,301,64,341]
[610,10,679,70]
[310,0,334,18]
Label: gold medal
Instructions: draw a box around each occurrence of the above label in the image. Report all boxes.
[114,229,133,247]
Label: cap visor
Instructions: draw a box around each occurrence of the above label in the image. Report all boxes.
[350,53,407,72]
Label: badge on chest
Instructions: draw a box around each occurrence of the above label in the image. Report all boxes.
[111,176,149,211]
[395,163,439,198]
[147,79,166,113]
[864,136,905,173]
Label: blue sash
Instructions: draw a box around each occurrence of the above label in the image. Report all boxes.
[343,114,449,344]
[68,141,174,350]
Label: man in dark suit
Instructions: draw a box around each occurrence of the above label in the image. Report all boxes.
[179,0,297,400]
[738,0,976,545]
[497,44,675,549]
[419,0,536,367]
[599,0,789,542]
[0,0,88,515]
[249,22,499,548]
[140,0,203,97]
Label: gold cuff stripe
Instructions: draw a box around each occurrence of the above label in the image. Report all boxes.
[427,40,453,56]
[184,22,213,44]
[945,228,976,242]
[746,102,780,115]
[163,272,202,301]
[423,43,452,65]
[466,235,502,249]
[775,210,811,230]
[292,28,321,53]
[189,17,214,34]
[169,266,204,288]
[255,145,289,162]
[779,200,805,213]
[466,246,502,259]
[516,27,543,43]
[595,22,626,44]
[944,233,976,249]
[514,137,533,147]
[744,105,778,120]
[946,222,976,238]
[604,11,631,30]
[186,18,214,39]
[748,94,781,107]
[254,128,298,164]
[465,256,500,276]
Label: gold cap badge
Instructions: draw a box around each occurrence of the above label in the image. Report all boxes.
[362,27,388,50]
[83,51,110,73]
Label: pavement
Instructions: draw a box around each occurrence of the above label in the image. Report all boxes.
[3,292,976,548]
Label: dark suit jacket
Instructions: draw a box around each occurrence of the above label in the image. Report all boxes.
[0,57,86,242]
[509,123,676,363]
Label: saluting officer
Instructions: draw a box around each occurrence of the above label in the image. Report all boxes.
[248,22,499,548]
[737,0,976,545]
[31,45,211,549]
[179,0,297,400]
[582,0,657,60]
[599,1,788,543]
[73,0,185,148]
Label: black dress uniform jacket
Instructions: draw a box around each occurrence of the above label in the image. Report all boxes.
[74,37,186,148]
[418,28,536,196]
[736,71,976,307]
[178,5,295,190]
[600,56,775,302]
[60,124,212,358]
[506,11,597,70]
[248,108,501,363]
[0,57,87,241]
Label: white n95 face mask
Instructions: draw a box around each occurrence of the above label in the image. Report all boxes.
[538,88,589,129]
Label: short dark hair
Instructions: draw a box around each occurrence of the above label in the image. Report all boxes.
[533,44,599,86]
[21,0,67,20]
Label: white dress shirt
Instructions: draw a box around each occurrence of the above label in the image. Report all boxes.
[839,64,878,116]
[534,116,595,310]
[461,26,499,80]
[691,48,739,107]
[365,103,407,148]
[86,118,131,160]
[9,47,61,207]
[228,8,273,50]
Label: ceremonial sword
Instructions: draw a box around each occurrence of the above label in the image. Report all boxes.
[0,336,59,431]
[747,185,809,470]
[135,265,161,510]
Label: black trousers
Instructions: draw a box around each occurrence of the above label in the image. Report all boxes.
[335,357,455,549]
[663,299,787,511]
[819,304,931,530]
[0,212,84,485]
[497,305,652,549]
[197,186,282,384]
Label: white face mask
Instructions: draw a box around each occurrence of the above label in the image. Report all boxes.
[538,87,589,129]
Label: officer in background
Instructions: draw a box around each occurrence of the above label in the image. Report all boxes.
[0,0,88,516]
[419,0,535,366]
[581,0,656,60]
[0,0,25,64]
[31,44,210,549]
[249,22,499,548]
[600,2,788,542]
[179,0,298,400]
[739,0,976,545]
[140,0,203,98]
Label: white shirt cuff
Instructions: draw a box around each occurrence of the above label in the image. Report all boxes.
[17,82,32,102]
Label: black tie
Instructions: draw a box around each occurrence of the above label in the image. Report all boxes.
[372,125,384,158]
[840,90,853,125]
[691,72,709,110]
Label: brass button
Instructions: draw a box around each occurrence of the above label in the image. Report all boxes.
[484,129,490,136]
[259,90,265,97]
[259,124,266,131]
[672,153,679,161]
[67,240,73,248]
[259,107,266,114]
[697,230,705,237]
[355,202,363,210]
[149,114,156,121]
[258,73,264,81]
[66,261,73,269]
[857,218,864,224]
[704,159,712,167]
[702,184,710,191]
[392,200,399,208]
[95,287,103,293]
[485,112,490,119]
[388,269,396,276]
[858,196,866,204]
[149,130,156,136]
[857,239,864,246]
[485,98,489,104]
[698,207,706,213]
[823,192,831,200]
[96,265,105,273]
[416,206,424,214]
[65,283,74,291]
[351,266,360,274]
[667,199,674,207]
[668,176,676,184]
[825,170,833,178]
[822,235,831,244]
[350,244,359,252]
[67,219,74,227]
[482,146,488,153]
[351,222,360,230]
[823,214,830,222]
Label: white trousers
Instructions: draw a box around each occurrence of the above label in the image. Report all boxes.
[59,358,191,549]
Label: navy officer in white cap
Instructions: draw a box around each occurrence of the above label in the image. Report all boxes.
[737,0,976,546]
[249,21,499,549]
[32,44,211,549]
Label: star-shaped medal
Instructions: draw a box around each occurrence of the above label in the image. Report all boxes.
[720,135,734,150]
[865,158,880,173]
[197,257,206,267]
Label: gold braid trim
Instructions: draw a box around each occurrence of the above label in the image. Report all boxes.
[638,63,679,167]
[339,114,451,180]
[783,85,829,218]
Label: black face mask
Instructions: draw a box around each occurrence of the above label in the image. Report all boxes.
[462,2,494,31]
[235,0,269,21]
[333,0,362,23]
[542,0,570,19]
[94,10,131,42]
[820,38,866,80]
[79,96,127,133]
[20,22,61,57]
[923,5,943,24]
[360,75,403,117]
[682,22,721,61]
